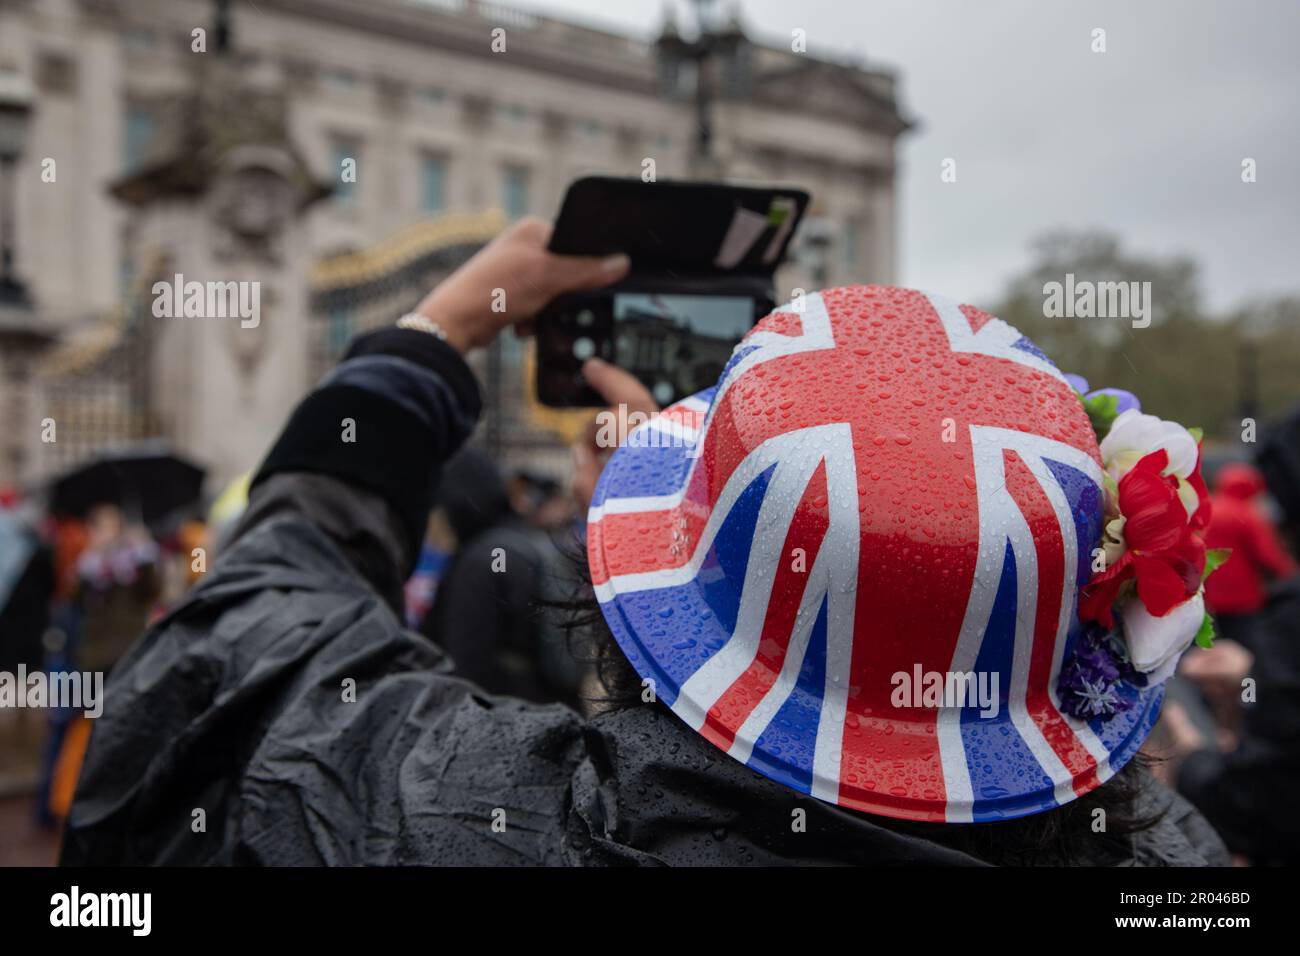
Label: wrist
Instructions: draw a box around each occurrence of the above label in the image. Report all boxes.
[395,312,450,340]
[412,289,489,354]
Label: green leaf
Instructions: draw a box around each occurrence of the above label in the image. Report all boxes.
[1202,548,1232,582]
[1194,612,1216,649]
[1187,426,1204,444]
[1080,392,1120,440]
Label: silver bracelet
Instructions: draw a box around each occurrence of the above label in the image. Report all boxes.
[395,312,449,341]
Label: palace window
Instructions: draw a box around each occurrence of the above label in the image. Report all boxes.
[122,27,156,54]
[421,155,447,214]
[843,219,860,271]
[123,106,156,170]
[327,307,354,355]
[502,165,529,220]
[327,67,359,89]
[332,138,360,205]
[500,104,528,125]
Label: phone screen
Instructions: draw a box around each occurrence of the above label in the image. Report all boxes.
[538,178,810,407]
[610,293,753,404]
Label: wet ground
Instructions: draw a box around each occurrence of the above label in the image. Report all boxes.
[1,711,61,866]
[0,793,59,866]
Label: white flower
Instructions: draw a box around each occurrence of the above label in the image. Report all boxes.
[1120,591,1205,685]
[1101,515,1127,566]
[1100,409,1199,484]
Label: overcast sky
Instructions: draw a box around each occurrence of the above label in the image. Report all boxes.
[510,0,1300,313]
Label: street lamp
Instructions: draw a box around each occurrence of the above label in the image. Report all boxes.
[0,67,35,308]
[657,0,745,176]
[689,0,721,165]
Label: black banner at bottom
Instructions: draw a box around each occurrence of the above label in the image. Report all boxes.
[0,864,1272,941]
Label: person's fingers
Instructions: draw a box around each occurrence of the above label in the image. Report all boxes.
[1182,641,1252,688]
[582,357,658,417]
[509,215,553,247]
[580,359,659,456]
[578,414,601,448]
[1160,701,1206,754]
[544,251,630,295]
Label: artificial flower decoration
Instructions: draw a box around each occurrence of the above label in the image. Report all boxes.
[1057,624,1138,718]
[1064,374,1141,438]
[1078,448,1206,628]
[1100,409,1211,527]
[1058,378,1229,721]
[1120,590,1208,685]
[1100,408,1200,484]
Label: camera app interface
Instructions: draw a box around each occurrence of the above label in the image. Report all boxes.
[612,293,754,405]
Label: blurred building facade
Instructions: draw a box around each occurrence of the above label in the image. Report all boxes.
[0,0,911,492]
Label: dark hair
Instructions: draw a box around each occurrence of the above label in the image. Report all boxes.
[551,539,1164,866]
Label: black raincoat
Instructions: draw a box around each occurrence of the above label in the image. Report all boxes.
[62,327,1227,866]
[420,447,572,703]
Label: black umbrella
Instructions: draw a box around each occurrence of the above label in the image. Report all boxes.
[49,443,207,532]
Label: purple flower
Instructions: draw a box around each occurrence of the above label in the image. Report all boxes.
[1057,625,1137,720]
[1064,374,1143,415]
[1060,672,1125,719]
[1075,642,1122,683]
[1085,387,1141,415]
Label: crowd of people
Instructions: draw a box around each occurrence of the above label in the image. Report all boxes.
[2,217,1297,867]
[2,497,168,825]
[1156,450,1300,865]
[0,443,589,835]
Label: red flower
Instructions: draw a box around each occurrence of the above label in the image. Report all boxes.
[1080,449,1207,629]
[1186,442,1212,531]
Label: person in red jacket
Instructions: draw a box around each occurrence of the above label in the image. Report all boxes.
[1204,462,1296,647]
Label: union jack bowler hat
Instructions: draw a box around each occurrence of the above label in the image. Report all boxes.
[586,286,1162,822]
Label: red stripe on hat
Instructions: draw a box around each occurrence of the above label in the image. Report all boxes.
[833,289,1000,816]
[959,303,997,333]
[1004,451,1099,794]
[745,309,804,339]
[657,405,706,431]
[587,517,609,587]
[589,502,711,583]
[698,461,831,752]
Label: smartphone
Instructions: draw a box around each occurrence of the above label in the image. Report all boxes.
[538,283,772,407]
[536,177,809,407]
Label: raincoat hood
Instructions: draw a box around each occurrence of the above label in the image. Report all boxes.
[438,446,513,542]
[1214,462,1265,499]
